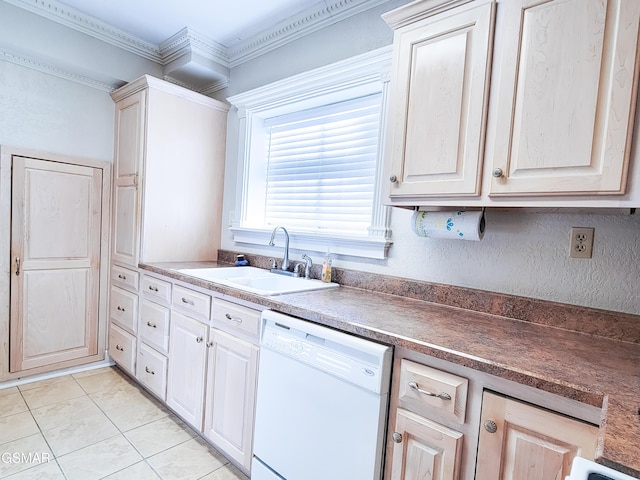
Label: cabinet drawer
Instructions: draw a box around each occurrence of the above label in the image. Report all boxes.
[110,286,138,334]
[172,285,211,321]
[111,264,139,291]
[142,275,172,305]
[136,343,168,400]
[211,298,260,341]
[108,324,136,374]
[140,300,170,354]
[398,359,468,424]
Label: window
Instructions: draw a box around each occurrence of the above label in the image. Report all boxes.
[228,47,392,259]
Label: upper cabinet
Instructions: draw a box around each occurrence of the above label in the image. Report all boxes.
[110,75,230,267]
[383,0,640,207]
[385,1,494,197]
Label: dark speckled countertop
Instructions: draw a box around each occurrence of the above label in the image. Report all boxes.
[140,257,640,478]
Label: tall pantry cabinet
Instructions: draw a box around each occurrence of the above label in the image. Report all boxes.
[108,75,229,380]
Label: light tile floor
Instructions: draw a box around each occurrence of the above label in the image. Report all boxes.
[0,366,249,480]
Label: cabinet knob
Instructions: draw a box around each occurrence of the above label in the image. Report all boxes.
[196,336,203,343]
[492,168,504,178]
[389,174,398,183]
[483,420,498,434]
[206,341,214,347]
[392,432,403,443]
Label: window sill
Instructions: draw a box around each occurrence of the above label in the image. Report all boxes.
[229,227,392,260]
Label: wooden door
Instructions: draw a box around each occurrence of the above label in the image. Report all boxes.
[10,157,102,372]
[489,0,640,195]
[390,408,463,480]
[475,392,598,480]
[386,2,494,198]
[203,328,258,471]
[166,311,208,430]
[112,90,145,267]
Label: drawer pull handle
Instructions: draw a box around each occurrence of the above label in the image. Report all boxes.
[146,321,157,328]
[116,306,125,312]
[408,381,451,400]
[115,345,124,351]
[225,313,243,323]
[484,420,498,434]
[196,336,203,343]
[182,297,195,305]
[145,366,155,375]
[118,274,126,280]
[148,285,159,292]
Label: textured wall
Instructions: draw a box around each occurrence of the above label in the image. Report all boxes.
[0,61,114,162]
[220,1,640,315]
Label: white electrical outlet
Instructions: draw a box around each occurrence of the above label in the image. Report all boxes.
[569,227,594,259]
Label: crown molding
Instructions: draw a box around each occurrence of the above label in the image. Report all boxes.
[159,27,229,67]
[4,0,391,94]
[3,0,162,62]
[8,0,388,68]
[0,48,115,91]
[162,75,230,96]
[227,0,390,67]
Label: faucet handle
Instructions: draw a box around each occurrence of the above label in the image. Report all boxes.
[301,254,313,279]
[268,257,278,269]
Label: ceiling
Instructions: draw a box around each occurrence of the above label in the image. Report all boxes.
[54,0,324,47]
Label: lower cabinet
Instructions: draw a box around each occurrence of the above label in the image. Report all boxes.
[390,359,468,480]
[475,391,598,480]
[166,310,209,429]
[108,323,136,375]
[143,277,261,476]
[203,328,259,471]
[136,342,168,399]
[391,408,463,480]
[387,351,601,480]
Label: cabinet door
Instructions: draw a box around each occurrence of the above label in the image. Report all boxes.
[10,157,102,372]
[489,0,640,195]
[203,329,258,471]
[386,2,494,198]
[112,90,145,267]
[475,392,598,480]
[166,311,208,430]
[390,408,463,480]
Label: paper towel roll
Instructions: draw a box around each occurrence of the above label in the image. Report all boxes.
[411,210,485,241]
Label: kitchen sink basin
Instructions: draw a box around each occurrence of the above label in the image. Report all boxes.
[178,266,272,281]
[176,266,338,296]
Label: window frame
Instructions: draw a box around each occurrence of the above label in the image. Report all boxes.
[227,46,393,259]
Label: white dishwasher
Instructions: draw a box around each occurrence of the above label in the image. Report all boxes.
[252,310,392,480]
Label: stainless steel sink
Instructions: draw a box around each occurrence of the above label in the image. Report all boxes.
[176,266,338,296]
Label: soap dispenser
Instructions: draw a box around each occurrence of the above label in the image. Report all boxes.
[321,249,332,283]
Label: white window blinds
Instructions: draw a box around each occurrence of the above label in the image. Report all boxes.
[263,93,382,235]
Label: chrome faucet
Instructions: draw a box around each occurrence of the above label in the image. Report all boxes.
[268,226,290,272]
[301,254,312,279]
